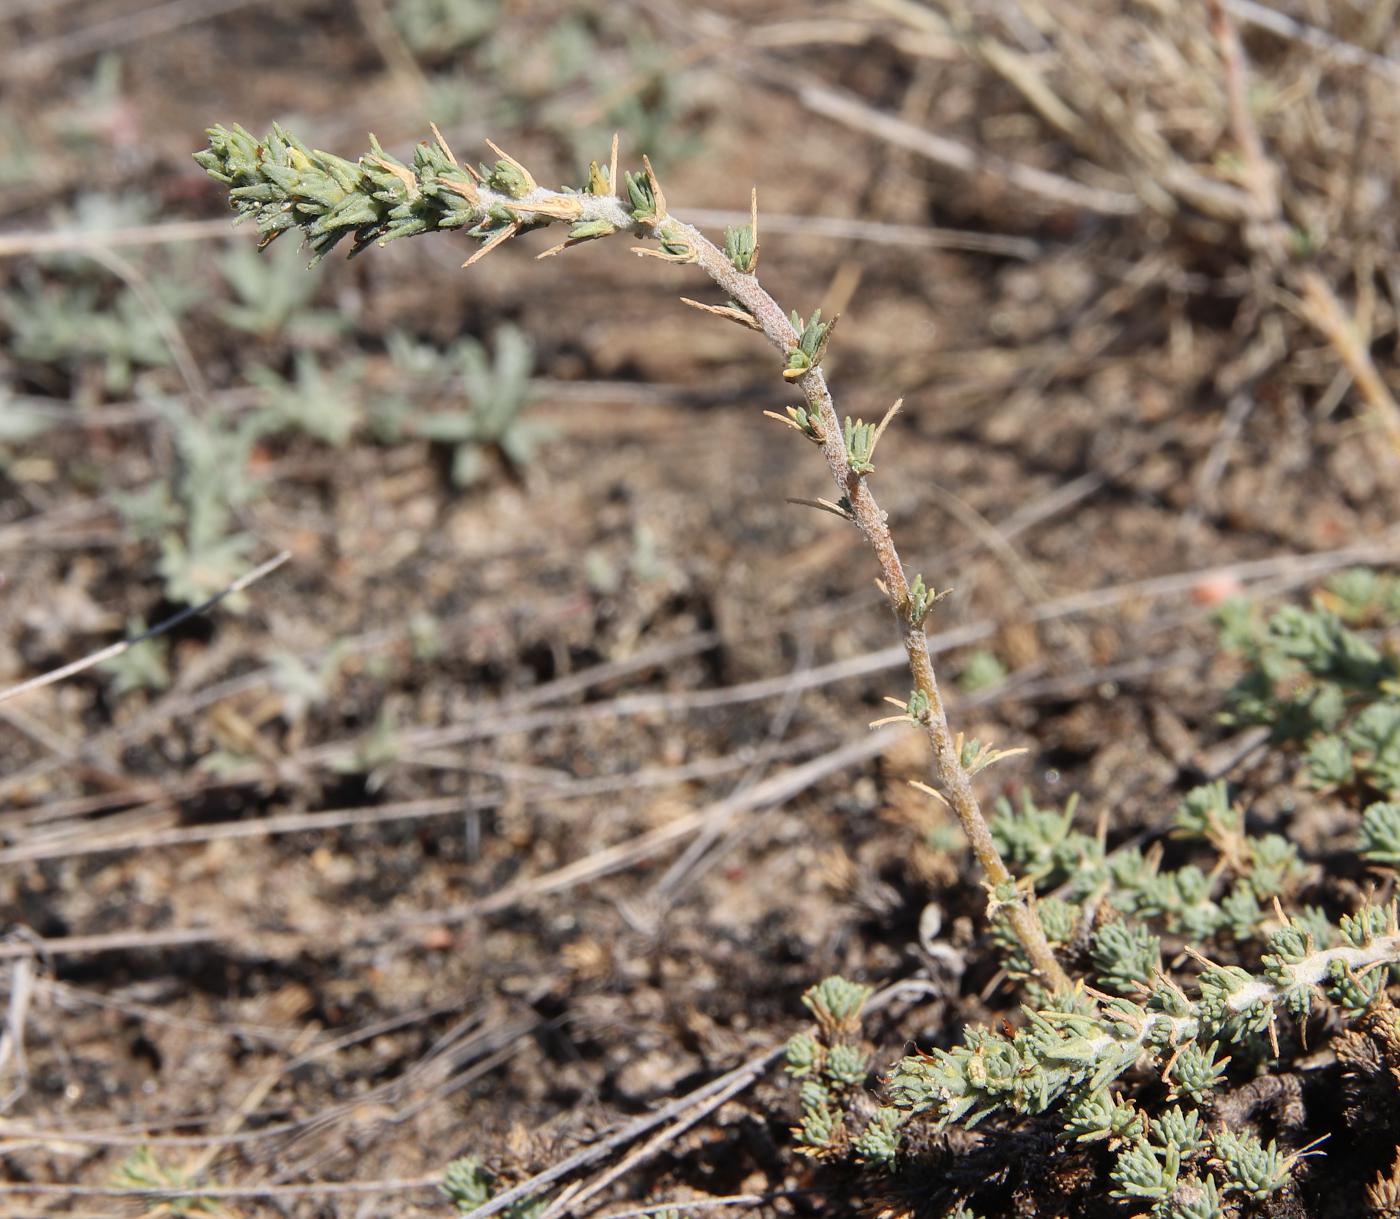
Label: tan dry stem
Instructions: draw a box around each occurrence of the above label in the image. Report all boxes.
[213,130,1070,991]
[661,214,1071,992]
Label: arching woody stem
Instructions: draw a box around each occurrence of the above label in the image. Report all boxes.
[656,215,1069,991]
[195,124,1070,991]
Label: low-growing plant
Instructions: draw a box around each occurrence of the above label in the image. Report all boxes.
[99,616,171,696]
[192,121,1400,1217]
[388,3,700,174]
[785,976,901,1168]
[193,118,1065,987]
[380,324,548,486]
[958,648,1008,694]
[216,237,347,339]
[248,350,363,446]
[4,272,183,392]
[332,702,404,794]
[105,321,545,613]
[783,584,1400,1216]
[113,395,263,605]
[392,0,498,59]
[3,194,201,394]
[43,190,157,272]
[1220,570,1400,801]
[441,1156,544,1219]
[585,523,677,596]
[110,1145,218,1216]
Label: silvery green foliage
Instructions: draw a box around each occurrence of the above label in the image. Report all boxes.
[268,648,344,725]
[724,219,757,274]
[112,398,264,606]
[441,1157,495,1212]
[959,649,1008,694]
[1210,1130,1293,1199]
[876,766,1400,1216]
[849,577,1400,1217]
[389,4,697,172]
[989,781,1306,956]
[851,1107,902,1168]
[110,1145,216,1215]
[4,273,183,393]
[804,975,873,1032]
[195,123,619,268]
[195,124,491,263]
[249,352,363,447]
[784,977,901,1165]
[217,238,346,338]
[383,325,551,486]
[441,1156,545,1219]
[883,905,1395,1213]
[1361,801,1400,865]
[1090,921,1162,996]
[842,416,877,475]
[5,191,201,392]
[1220,571,1400,796]
[43,191,156,274]
[392,0,497,55]
[99,618,171,696]
[156,400,264,606]
[783,310,834,381]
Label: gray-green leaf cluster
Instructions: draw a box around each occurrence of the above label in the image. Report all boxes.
[1222,574,1400,796]
[382,325,550,486]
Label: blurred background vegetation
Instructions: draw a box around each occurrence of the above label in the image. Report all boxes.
[2,2,1400,1216]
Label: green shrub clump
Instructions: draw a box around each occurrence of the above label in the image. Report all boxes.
[786,572,1400,1217]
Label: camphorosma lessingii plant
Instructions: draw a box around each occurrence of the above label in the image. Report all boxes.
[194,123,1070,991]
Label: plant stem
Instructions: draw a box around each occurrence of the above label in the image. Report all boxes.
[195,125,1070,991]
[664,217,1071,992]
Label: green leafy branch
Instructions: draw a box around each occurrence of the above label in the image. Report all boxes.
[882,905,1396,1215]
[196,122,1069,990]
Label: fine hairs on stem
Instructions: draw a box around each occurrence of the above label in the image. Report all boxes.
[194,123,1070,991]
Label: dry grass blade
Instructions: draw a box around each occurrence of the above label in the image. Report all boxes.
[0,950,34,1111]
[1298,269,1400,454]
[1224,0,1400,82]
[0,737,823,865]
[2,0,272,76]
[0,551,290,707]
[0,219,233,259]
[0,1174,448,1202]
[534,1067,768,1219]
[791,79,1141,216]
[456,1049,785,1219]
[0,795,487,866]
[0,728,903,962]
